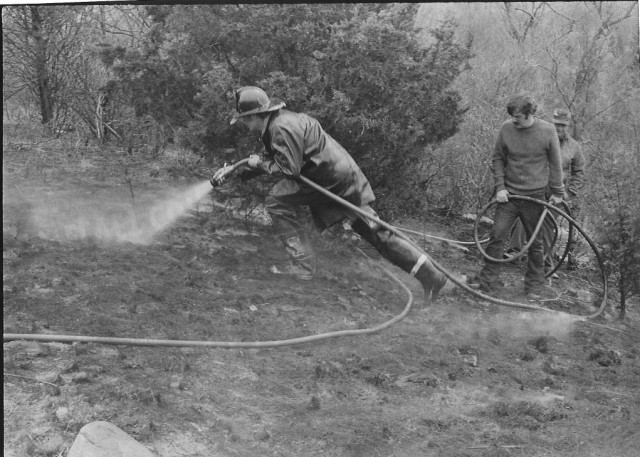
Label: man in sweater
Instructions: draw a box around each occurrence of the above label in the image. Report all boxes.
[468,95,564,300]
[506,108,586,275]
[212,86,447,305]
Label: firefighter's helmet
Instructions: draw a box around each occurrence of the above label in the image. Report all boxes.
[230,86,285,125]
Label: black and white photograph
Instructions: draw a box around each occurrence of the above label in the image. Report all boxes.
[3,3,639,456]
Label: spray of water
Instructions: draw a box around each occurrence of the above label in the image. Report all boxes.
[452,309,580,343]
[492,310,579,339]
[27,180,214,245]
[140,180,214,243]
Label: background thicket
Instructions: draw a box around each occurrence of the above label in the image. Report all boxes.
[3,2,639,316]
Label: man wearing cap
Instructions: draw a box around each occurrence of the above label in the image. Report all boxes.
[542,108,586,272]
[467,94,565,300]
[211,86,447,305]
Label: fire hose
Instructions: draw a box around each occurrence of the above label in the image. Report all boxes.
[471,196,607,318]
[472,199,571,279]
[215,159,607,319]
[3,160,609,348]
[4,159,415,348]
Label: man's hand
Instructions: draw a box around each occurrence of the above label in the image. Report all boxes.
[247,154,263,168]
[496,189,510,203]
[210,163,234,187]
[549,194,563,206]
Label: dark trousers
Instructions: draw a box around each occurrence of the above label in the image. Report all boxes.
[479,195,546,291]
[541,201,580,269]
[264,180,321,269]
[265,180,425,275]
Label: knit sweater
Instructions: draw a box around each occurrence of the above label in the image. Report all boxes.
[492,118,564,197]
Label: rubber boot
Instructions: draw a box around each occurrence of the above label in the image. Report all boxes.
[412,255,448,306]
[280,234,316,280]
[351,218,446,306]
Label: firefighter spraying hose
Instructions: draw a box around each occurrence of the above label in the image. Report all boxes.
[3,88,611,349]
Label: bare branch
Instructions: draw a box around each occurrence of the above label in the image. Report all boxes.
[582,91,640,127]
[604,3,637,29]
[537,47,572,108]
[543,2,575,23]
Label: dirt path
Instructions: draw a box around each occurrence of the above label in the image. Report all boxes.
[3,140,639,456]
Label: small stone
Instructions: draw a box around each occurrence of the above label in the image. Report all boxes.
[170,380,184,390]
[36,371,62,384]
[70,372,90,383]
[55,406,69,421]
[462,354,478,367]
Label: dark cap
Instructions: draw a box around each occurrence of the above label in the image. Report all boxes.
[553,108,571,125]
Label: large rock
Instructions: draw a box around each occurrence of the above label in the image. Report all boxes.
[67,421,156,457]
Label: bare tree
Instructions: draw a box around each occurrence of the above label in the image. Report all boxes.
[536,1,638,138]
[501,2,546,45]
[3,6,88,130]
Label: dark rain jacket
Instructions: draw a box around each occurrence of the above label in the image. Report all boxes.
[244,109,375,231]
[544,136,586,202]
[559,136,586,198]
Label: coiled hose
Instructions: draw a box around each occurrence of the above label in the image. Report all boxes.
[297,177,607,320]
[472,196,607,319]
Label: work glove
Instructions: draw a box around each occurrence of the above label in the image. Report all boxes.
[549,194,563,206]
[496,189,509,203]
[210,163,234,187]
[247,154,263,168]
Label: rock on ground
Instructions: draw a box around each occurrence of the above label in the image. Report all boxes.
[67,421,156,457]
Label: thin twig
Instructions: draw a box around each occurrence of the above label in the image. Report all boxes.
[3,372,58,388]
[104,123,123,140]
[539,289,564,303]
[576,320,629,335]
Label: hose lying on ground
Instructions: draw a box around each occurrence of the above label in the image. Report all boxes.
[4,257,414,347]
[3,163,609,348]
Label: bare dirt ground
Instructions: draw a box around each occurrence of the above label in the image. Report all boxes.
[3,126,640,457]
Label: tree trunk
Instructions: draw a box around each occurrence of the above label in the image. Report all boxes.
[96,97,104,142]
[619,272,626,320]
[29,6,54,126]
